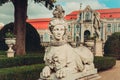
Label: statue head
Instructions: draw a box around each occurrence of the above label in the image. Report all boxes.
[49,5,67,41]
[49,21,67,41]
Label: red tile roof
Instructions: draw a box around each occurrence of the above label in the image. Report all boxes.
[27,8,120,30]
[27,18,51,30]
[65,8,120,20]
[96,8,120,19]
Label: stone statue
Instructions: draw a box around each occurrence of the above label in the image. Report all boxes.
[53,4,65,19]
[40,5,99,80]
[93,12,101,41]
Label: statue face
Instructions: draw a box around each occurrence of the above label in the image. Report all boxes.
[52,25,65,41]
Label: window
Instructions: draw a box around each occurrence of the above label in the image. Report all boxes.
[114,23,117,32]
[50,35,53,41]
[40,35,43,42]
[79,13,82,20]
[111,23,117,33]
[112,24,114,33]
[43,33,50,42]
[85,12,91,21]
[68,25,71,31]
[107,24,111,33]
[76,25,79,31]
[101,23,104,39]
[118,24,120,32]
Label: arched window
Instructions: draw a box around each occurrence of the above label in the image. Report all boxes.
[107,24,111,32]
[85,12,91,21]
[84,30,90,41]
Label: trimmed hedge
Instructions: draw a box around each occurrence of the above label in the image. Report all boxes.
[0,55,116,71]
[104,32,120,59]
[0,56,116,80]
[0,55,44,68]
[94,56,116,71]
[0,64,45,80]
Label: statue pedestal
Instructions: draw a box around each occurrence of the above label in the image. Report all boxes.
[7,51,14,57]
[39,68,101,80]
[95,40,103,56]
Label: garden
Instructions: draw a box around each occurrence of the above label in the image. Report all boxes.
[0,23,118,80]
[0,50,116,80]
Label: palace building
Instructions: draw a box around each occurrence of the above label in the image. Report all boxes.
[27,5,120,45]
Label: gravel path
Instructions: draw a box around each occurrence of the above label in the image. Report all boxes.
[98,60,120,80]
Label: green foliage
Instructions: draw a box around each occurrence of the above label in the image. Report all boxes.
[34,0,55,10]
[0,23,14,50]
[0,51,6,55]
[0,22,45,53]
[104,32,120,59]
[0,56,116,79]
[94,56,116,71]
[25,23,45,53]
[0,64,45,80]
[0,0,56,10]
[5,31,15,38]
[0,55,44,68]
[0,0,9,6]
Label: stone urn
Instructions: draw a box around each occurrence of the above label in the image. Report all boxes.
[5,38,16,57]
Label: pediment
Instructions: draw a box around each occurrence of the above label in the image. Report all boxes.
[84,5,93,12]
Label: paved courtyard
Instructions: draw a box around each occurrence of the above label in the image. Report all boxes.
[99,60,120,80]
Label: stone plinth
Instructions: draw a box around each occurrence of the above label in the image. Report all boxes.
[39,68,100,80]
[7,51,14,57]
[95,40,103,56]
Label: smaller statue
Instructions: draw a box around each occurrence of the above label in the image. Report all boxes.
[93,12,101,41]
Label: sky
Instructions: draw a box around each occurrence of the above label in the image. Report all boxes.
[0,0,120,25]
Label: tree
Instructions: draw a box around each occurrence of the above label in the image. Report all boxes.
[104,32,120,59]
[0,0,56,55]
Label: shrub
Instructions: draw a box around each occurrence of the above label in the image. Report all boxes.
[0,64,45,80]
[0,22,45,53]
[0,55,44,68]
[0,50,6,55]
[94,56,116,71]
[104,32,120,59]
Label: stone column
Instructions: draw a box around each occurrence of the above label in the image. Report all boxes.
[94,40,103,56]
[80,24,84,43]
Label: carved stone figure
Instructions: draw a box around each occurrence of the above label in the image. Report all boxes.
[93,12,101,41]
[40,5,99,80]
[53,4,65,19]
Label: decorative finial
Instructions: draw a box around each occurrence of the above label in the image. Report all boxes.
[80,3,82,10]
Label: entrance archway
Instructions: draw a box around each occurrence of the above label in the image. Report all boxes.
[84,30,91,41]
